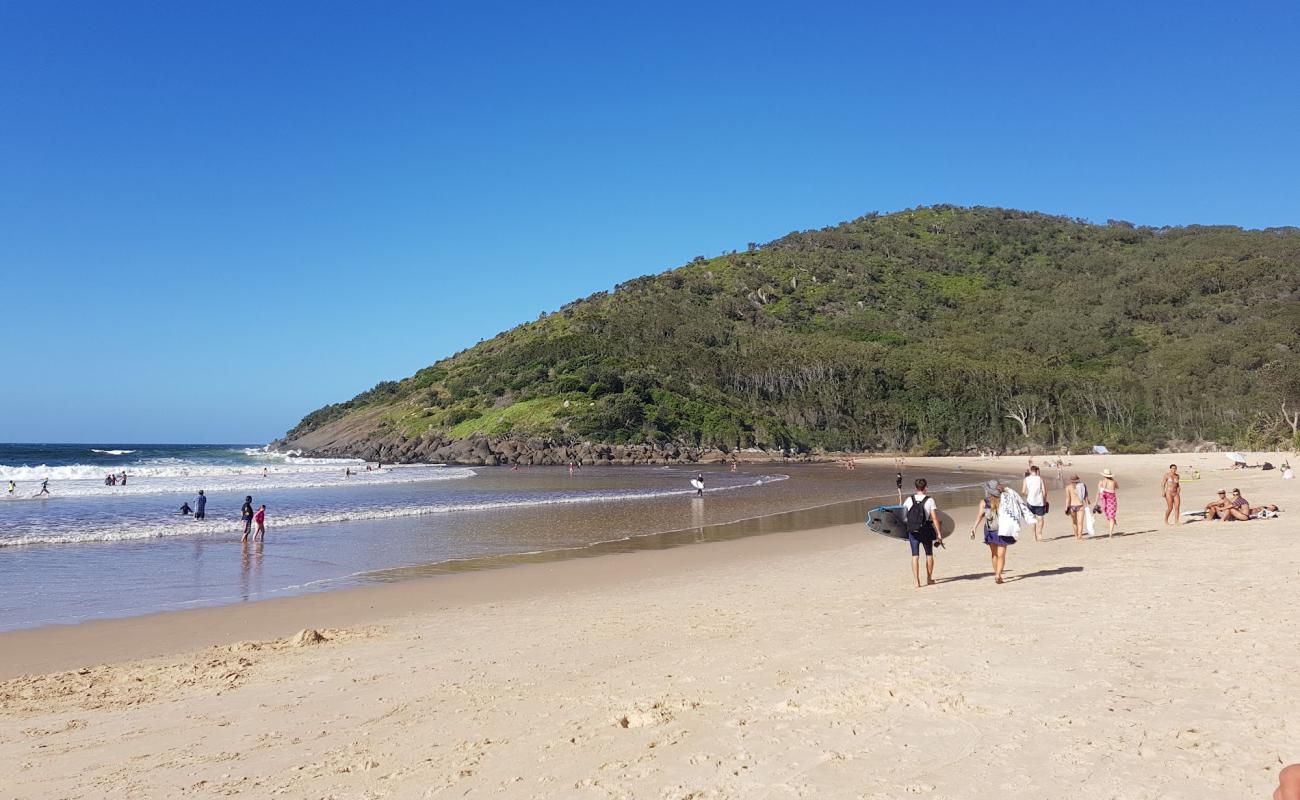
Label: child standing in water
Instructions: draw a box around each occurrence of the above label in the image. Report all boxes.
[253,504,266,540]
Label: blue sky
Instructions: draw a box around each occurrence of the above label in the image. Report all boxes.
[2,0,1297,443]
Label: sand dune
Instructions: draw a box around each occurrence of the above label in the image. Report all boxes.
[1,453,1297,798]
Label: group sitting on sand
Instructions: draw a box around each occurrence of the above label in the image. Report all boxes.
[1200,488,1282,521]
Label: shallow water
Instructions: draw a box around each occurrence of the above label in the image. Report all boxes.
[0,444,997,630]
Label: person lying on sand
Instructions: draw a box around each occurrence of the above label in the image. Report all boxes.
[1249,504,1282,519]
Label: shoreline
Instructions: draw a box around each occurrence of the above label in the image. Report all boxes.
[4,453,1297,798]
[1,451,1290,677]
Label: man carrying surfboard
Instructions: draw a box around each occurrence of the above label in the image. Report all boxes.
[902,478,943,588]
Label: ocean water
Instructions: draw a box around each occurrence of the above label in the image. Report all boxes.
[0,444,981,631]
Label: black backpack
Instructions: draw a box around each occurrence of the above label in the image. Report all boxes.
[905,494,931,534]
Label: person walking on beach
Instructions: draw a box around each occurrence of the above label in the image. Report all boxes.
[1065,474,1088,539]
[253,504,266,540]
[971,479,1015,584]
[240,496,254,542]
[1097,469,1119,537]
[902,478,942,588]
[195,489,207,520]
[1161,464,1181,525]
[1022,465,1048,541]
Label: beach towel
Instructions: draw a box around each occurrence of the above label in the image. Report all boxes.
[1083,505,1096,535]
[996,488,1035,541]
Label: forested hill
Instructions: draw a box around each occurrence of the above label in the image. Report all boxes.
[280,206,1300,463]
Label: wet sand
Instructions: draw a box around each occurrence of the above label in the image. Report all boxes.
[1,453,1297,798]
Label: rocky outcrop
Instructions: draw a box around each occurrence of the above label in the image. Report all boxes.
[272,430,809,466]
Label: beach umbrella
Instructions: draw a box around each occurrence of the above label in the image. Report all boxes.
[1226,452,1247,464]
[1092,445,1110,455]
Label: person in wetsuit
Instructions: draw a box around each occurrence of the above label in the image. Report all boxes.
[195,490,207,520]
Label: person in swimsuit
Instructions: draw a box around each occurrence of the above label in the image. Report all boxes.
[1097,469,1119,536]
[253,504,266,540]
[37,478,50,497]
[1065,475,1087,539]
[240,496,255,542]
[971,479,1015,584]
[1161,464,1181,525]
[1218,488,1250,521]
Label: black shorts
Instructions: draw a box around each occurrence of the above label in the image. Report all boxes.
[908,531,935,557]
[1028,504,1047,517]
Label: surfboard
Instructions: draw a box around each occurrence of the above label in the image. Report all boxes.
[689,479,704,491]
[865,504,955,541]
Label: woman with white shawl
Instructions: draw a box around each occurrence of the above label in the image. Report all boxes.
[971,479,1028,584]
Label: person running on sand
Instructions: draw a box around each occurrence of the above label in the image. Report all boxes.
[240,496,255,542]
[1065,475,1087,539]
[37,478,50,497]
[253,504,266,540]
[1097,469,1119,536]
[972,480,1016,583]
[902,478,942,588]
[1021,465,1048,541]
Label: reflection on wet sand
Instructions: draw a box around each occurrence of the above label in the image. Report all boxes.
[359,477,988,583]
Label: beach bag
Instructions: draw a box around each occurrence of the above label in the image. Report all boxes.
[1083,505,1096,536]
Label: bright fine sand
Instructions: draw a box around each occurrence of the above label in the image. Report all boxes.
[2,453,1297,799]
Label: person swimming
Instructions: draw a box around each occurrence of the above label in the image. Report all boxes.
[179,502,193,516]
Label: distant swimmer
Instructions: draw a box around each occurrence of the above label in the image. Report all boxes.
[253,504,266,540]
[345,467,352,477]
[120,471,128,486]
[179,502,193,516]
[195,489,207,520]
[240,496,254,542]
[262,467,268,478]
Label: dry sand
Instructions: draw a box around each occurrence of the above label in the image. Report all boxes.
[2,452,1298,799]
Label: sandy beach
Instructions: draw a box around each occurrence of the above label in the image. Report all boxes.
[2,452,1297,799]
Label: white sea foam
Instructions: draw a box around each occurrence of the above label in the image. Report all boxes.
[0,463,474,496]
[90,449,136,455]
[0,474,789,546]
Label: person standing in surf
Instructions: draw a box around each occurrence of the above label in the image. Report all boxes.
[694,473,705,497]
[1097,469,1119,537]
[195,489,207,520]
[240,495,255,542]
[1021,465,1048,541]
[902,478,942,588]
[37,478,50,497]
[253,504,266,540]
[971,479,1015,584]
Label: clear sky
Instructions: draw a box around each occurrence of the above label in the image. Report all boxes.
[2,0,1297,444]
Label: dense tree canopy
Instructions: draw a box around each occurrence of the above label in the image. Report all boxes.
[286,206,1300,454]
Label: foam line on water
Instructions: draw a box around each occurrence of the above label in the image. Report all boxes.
[0,464,473,495]
[0,474,789,547]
